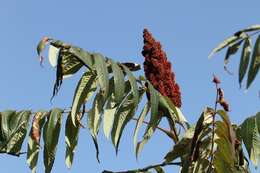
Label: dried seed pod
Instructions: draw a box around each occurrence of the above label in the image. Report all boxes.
[217,88,230,111]
[213,74,221,84]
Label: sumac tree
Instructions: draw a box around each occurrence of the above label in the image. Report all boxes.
[0,25,259,173]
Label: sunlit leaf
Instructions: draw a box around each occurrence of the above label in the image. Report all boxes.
[93,53,110,98]
[122,64,139,107]
[48,45,59,67]
[111,93,136,152]
[110,60,125,104]
[103,95,117,139]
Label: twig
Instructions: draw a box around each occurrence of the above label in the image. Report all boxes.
[131,117,177,141]
[102,161,181,173]
[0,151,27,157]
[248,30,260,37]
[208,82,219,172]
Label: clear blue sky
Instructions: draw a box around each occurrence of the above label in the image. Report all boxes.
[1,1,260,172]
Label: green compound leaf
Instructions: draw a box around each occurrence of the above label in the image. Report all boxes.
[43,108,63,173]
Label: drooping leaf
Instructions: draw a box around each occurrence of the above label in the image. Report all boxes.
[69,46,93,70]
[136,83,159,157]
[180,107,214,172]
[246,35,260,89]
[71,71,97,126]
[87,92,106,162]
[88,93,105,139]
[61,52,83,78]
[160,96,189,128]
[91,135,100,163]
[52,51,63,99]
[214,138,234,173]
[0,110,31,155]
[147,82,159,126]
[215,114,236,171]
[122,64,139,107]
[133,102,150,148]
[255,112,260,134]
[240,24,260,33]
[164,137,191,163]
[103,95,117,139]
[216,110,236,148]
[215,121,236,163]
[27,111,47,173]
[65,112,80,169]
[209,36,240,58]
[110,59,125,104]
[48,45,59,67]
[93,53,110,98]
[224,40,243,71]
[111,93,137,153]
[43,108,63,173]
[239,38,252,87]
[189,109,210,159]
[214,118,238,173]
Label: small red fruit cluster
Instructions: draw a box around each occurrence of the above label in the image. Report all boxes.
[142,29,182,108]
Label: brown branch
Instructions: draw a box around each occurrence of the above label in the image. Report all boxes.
[102,161,181,173]
[0,151,27,157]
